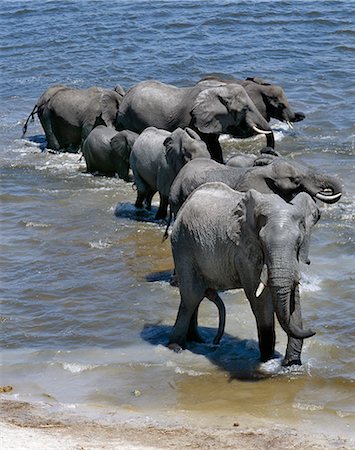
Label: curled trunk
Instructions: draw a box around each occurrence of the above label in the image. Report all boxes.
[303,172,343,204]
[270,283,315,339]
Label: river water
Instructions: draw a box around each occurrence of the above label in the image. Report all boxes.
[0,0,354,439]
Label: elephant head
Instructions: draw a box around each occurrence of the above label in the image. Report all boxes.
[243,77,306,127]
[239,190,320,340]
[191,84,275,147]
[242,158,343,204]
[163,127,210,174]
[110,130,138,181]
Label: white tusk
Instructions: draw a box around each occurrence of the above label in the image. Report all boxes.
[315,192,342,202]
[286,120,294,129]
[252,126,272,135]
[256,281,266,298]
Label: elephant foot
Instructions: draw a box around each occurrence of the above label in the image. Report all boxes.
[169,271,178,287]
[282,358,302,367]
[187,330,204,344]
[155,209,167,220]
[167,342,183,353]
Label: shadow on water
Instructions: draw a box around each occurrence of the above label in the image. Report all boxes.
[114,202,169,225]
[141,323,283,381]
[145,270,173,283]
[24,134,47,151]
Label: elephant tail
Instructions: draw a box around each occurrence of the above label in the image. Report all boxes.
[22,104,38,137]
[162,207,173,242]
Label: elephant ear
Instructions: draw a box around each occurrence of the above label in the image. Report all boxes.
[110,131,137,162]
[101,91,122,127]
[163,128,185,172]
[184,127,201,141]
[227,189,266,245]
[245,77,271,86]
[113,84,126,97]
[291,192,321,264]
[191,85,247,134]
[110,131,137,181]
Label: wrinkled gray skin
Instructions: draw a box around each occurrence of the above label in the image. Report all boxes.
[169,183,321,366]
[226,147,281,168]
[130,127,210,219]
[169,157,343,216]
[199,75,305,128]
[226,152,257,168]
[82,126,138,180]
[23,84,125,152]
[117,80,274,163]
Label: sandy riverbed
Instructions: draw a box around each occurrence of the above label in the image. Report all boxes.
[1,399,353,450]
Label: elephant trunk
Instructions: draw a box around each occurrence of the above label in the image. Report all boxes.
[270,282,315,339]
[264,244,315,339]
[303,173,343,204]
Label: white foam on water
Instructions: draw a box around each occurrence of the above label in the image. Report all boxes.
[89,240,113,249]
[61,362,99,374]
[300,272,322,292]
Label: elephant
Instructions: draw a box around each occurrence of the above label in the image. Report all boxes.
[225,147,281,168]
[22,84,125,152]
[82,125,138,180]
[169,182,321,366]
[199,75,305,128]
[169,156,343,217]
[116,79,274,163]
[130,126,210,220]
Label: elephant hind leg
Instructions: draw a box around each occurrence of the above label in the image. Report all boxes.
[205,288,226,345]
[168,277,206,350]
[135,190,146,208]
[155,194,168,220]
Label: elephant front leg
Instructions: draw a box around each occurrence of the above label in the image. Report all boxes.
[250,293,276,362]
[282,286,304,366]
[200,133,224,163]
[283,337,303,366]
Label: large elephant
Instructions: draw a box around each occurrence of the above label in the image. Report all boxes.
[130,127,210,219]
[169,156,343,216]
[199,75,305,128]
[82,125,138,180]
[23,84,125,152]
[169,183,321,366]
[117,80,274,163]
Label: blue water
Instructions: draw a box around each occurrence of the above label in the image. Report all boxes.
[0,0,354,439]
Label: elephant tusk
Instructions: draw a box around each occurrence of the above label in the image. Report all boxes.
[256,281,266,298]
[286,120,294,129]
[315,192,342,203]
[252,126,272,135]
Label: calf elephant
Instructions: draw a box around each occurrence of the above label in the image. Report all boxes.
[169,156,343,216]
[117,79,274,163]
[130,127,210,219]
[169,183,321,366]
[23,84,125,152]
[82,126,138,180]
[199,75,305,128]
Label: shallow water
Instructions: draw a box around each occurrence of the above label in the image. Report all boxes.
[0,0,354,439]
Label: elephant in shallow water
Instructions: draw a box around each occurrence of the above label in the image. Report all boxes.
[169,156,343,216]
[169,183,321,366]
[117,79,274,163]
[23,84,125,152]
[199,75,305,129]
[130,127,210,219]
[82,126,138,180]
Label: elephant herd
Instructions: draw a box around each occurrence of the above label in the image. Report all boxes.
[23,76,343,369]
